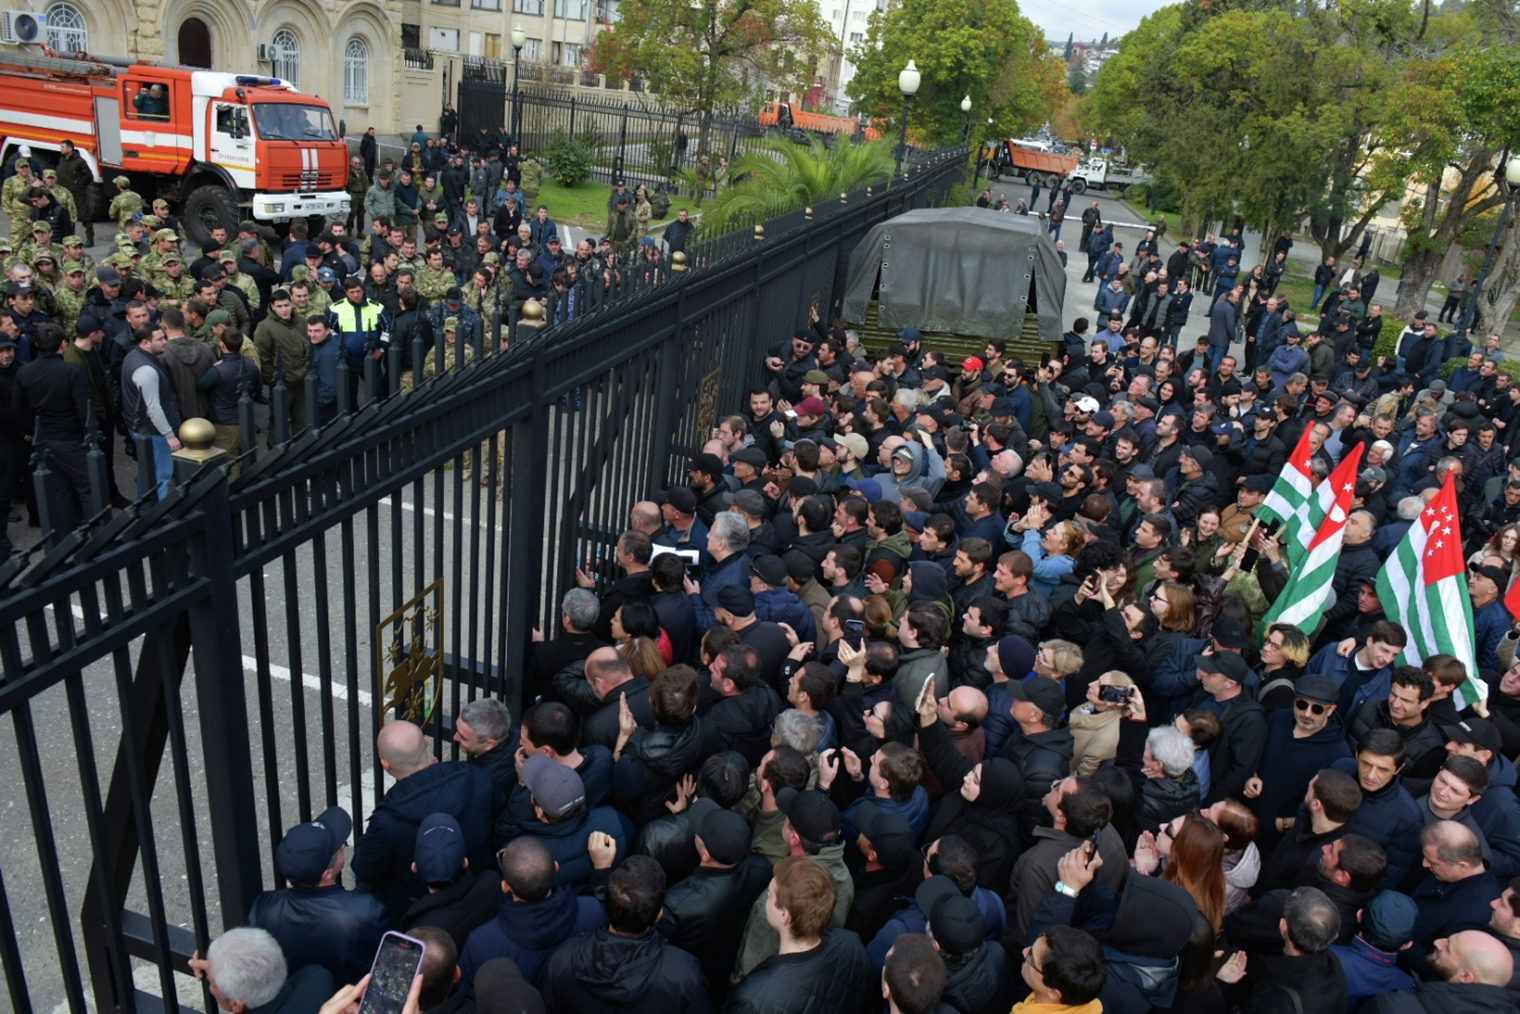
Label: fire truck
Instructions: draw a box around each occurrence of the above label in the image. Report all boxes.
[0,49,349,244]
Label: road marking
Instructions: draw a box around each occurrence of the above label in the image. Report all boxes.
[244,656,373,707]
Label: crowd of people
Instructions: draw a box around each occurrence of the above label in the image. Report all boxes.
[0,126,697,554]
[187,286,1520,1014]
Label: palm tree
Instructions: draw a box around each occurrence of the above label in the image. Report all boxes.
[696,135,896,237]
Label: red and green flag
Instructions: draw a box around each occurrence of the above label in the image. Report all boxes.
[1256,443,1363,640]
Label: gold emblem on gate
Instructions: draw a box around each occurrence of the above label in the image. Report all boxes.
[377,579,444,724]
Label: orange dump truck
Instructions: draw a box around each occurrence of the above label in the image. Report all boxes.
[0,48,349,244]
[759,102,881,143]
[978,140,1080,188]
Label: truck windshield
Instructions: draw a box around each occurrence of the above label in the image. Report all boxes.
[251,103,337,141]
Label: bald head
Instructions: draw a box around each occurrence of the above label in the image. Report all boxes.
[377,720,432,779]
[1440,930,1515,986]
[630,501,662,534]
[947,686,988,726]
[584,646,633,699]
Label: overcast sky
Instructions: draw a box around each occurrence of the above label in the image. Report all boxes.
[1023,0,1173,46]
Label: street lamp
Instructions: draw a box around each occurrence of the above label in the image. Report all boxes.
[959,95,971,145]
[510,24,527,142]
[1457,156,1520,341]
[894,59,920,182]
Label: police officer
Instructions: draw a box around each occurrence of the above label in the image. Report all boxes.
[330,275,391,406]
[0,330,32,550]
[11,321,97,541]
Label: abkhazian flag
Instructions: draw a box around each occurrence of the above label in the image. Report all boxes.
[1255,423,1315,567]
[1375,474,1484,708]
[1256,443,1363,640]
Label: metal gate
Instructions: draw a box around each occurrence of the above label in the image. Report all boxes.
[458,58,507,139]
[0,148,967,1014]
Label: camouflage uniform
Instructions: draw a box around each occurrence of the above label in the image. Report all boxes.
[154,256,196,311]
[2,169,37,243]
[59,237,95,279]
[107,177,144,228]
[414,262,454,303]
[20,227,62,267]
[219,252,261,314]
[606,206,638,263]
[41,172,77,223]
[53,278,87,333]
[138,230,182,284]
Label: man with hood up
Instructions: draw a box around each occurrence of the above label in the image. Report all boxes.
[919,877,1016,1014]
[1027,843,1200,1014]
[874,432,947,506]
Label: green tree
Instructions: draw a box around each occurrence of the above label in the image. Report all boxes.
[695,135,895,236]
[1099,31,1107,47]
[1067,61,1086,96]
[1063,32,1073,60]
[846,0,1064,147]
[587,0,832,156]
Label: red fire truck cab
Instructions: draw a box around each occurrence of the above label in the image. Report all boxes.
[0,50,349,243]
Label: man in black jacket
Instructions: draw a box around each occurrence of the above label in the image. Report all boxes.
[1199,652,1268,805]
[1219,886,1348,1014]
[399,813,503,952]
[656,800,772,1003]
[12,321,96,540]
[452,697,518,796]
[246,805,391,985]
[540,855,714,1014]
[1365,930,1518,1014]
[724,855,875,1014]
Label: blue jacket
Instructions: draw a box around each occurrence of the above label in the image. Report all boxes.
[754,587,817,645]
[246,884,392,986]
[307,330,342,408]
[521,804,627,894]
[1390,432,1440,498]
[1473,755,1520,879]
[1331,936,1414,1014]
[841,785,930,846]
[1249,710,1351,831]
[1333,758,1422,889]
[1474,599,1511,672]
[1021,528,1074,598]
[1410,868,1501,947]
[1307,642,1391,716]
[866,887,1006,971]
[457,887,606,986]
[352,762,504,918]
[691,550,748,630]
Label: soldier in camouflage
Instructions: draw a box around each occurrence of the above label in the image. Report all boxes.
[219,249,261,315]
[2,159,37,243]
[310,266,339,314]
[20,220,61,267]
[414,248,454,303]
[108,176,144,228]
[155,254,196,311]
[59,235,94,279]
[151,199,182,236]
[138,228,181,285]
[40,169,77,224]
[54,261,88,333]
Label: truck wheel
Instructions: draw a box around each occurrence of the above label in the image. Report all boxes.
[1071,179,1088,195]
[183,185,239,246]
[87,181,109,222]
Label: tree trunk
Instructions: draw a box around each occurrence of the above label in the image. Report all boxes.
[1477,211,1520,343]
[1393,251,1444,320]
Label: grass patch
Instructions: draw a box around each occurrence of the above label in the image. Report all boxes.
[536,178,616,230]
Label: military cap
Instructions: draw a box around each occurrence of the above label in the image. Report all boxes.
[61,236,82,248]
[114,175,130,186]
[154,228,178,241]
[218,249,238,263]
[443,316,459,332]
[161,252,182,265]
[29,220,49,232]
[32,249,54,262]
[139,215,162,229]
[41,168,56,179]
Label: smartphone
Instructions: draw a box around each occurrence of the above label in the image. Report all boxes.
[844,618,864,650]
[1238,545,1260,571]
[1098,684,1133,705]
[357,932,427,1014]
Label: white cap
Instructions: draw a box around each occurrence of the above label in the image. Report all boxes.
[17,145,30,157]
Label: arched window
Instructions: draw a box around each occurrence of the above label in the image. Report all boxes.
[344,37,369,104]
[44,2,87,53]
[271,28,300,88]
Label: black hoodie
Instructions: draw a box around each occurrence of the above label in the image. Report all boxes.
[540,927,714,1014]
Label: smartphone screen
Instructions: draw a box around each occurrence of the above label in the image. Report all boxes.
[357,932,427,1014]
[844,618,864,650]
[1098,684,1132,704]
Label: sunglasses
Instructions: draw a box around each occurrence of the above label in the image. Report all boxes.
[1294,698,1328,716]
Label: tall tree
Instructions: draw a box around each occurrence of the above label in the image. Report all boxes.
[1063,32,1073,60]
[1067,62,1086,97]
[1099,31,1107,47]
[587,0,832,155]
[846,0,1064,147]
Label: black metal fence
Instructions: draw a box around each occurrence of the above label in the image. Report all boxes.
[0,147,968,1014]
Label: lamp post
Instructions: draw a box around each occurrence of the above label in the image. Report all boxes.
[510,24,527,143]
[894,59,920,182]
[1457,156,1520,341]
[959,95,971,145]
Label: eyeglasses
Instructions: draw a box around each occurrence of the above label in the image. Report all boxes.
[1294,698,1328,716]
[1023,949,1043,974]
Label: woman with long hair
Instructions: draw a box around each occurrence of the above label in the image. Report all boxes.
[1134,811,1227,932]
[613,601,671,681]
[1206,799,1261,915]
[1472,523,1520,582]
[1150,580,1198,635]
